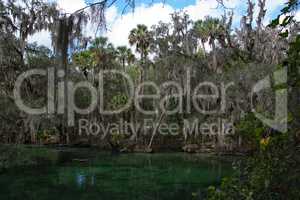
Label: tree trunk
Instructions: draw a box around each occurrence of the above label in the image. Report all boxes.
[147,110,166,150]
[211,41,217,71]
[201,41,206,57]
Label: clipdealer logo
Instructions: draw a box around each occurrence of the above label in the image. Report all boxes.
[251,68,288,133]
[13,67,288,133]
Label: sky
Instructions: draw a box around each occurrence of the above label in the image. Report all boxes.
[28,0,295,49]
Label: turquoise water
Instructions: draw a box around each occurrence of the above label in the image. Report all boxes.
[0,149,234,200]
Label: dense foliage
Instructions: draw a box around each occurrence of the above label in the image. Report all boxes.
[207,1,300,199]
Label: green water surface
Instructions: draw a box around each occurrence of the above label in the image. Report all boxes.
[0,148,234,200]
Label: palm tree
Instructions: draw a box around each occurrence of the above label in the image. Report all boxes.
[203,17,222,71]
[90,37,108,50]
[128,24,152,63]
[117,46,127,62]
[193,20,210,55]
[126,48,136,65]
[90,37,116,70]
[128,24,152,93]
[128,24,152,144]
[117,46,136,70]
[117,46,129,70]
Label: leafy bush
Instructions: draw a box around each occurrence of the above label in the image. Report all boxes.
[206,133,300,200]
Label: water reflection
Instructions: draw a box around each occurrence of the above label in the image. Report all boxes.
[76,173,96,187]
[0,150,234,200]
[76,174,86,187]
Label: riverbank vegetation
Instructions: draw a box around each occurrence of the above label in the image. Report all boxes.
[0,145,58,172]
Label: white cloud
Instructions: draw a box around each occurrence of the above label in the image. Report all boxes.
[105,3,174,47]
[28,30,52,48]
[265,0,286,13]
[105,0,240,47]
[257,0,286,25]
[29,0,87,48]
[296,11,300,21]
[56,0,86,13]
[28,2,119,48]
[28,0,289,49]
[184,0,239,20]
[106,5,119,24]
[106,0,286,48]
